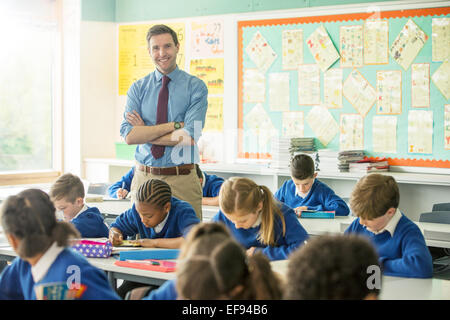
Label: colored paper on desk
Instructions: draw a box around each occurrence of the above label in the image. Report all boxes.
[301,210,335,219]
[115,259,176,272]
[119,249,180,261]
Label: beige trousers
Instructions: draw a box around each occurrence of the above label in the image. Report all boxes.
[130,164,203,220]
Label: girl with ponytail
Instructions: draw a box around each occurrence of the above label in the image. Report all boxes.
[0,189,119,300]
[212,177,308,260]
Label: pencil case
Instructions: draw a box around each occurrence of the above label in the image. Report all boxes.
[72,239,113,258]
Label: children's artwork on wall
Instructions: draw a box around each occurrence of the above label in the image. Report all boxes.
[282,29,303,70]
[373,116,397,153]
[340,114,364,151]
[445,104,450,150]
[340,25,363,68]
[411,63,430,108]
[298,64,320,105]
[408,110,433,154]
[324,68,343,109]
[245,31,277,74]
[432,17,450,62]
[306,25,340,72]
[432,59,450,100]
[306,106,339,147]
[364,20,389,65]
[269,73,290,111]
[190,58,224,94]
[343,69,376,117]
[376,70,402,114]
[243,69,265,103]
[282,111,304,138]
[191,20,224,56]
[390,19,428,71]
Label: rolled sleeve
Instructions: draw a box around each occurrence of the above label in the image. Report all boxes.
[183,79,208,142]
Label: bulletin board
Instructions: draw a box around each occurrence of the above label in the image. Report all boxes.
[238,6,450,168]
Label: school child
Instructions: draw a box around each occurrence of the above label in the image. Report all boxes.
[195,164,224,206]
[50,173,109,238]
[107,167,134,199]
[0,189,120,300]
[275,154,350,217]
[345,173,433,278]
[212,177,309,261]
[285,234,380,300]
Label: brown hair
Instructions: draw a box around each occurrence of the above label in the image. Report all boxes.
[49,173,84,203]
[350,173,399,220]
[290,154,315,180]
[136,179,172,209]
[285,234,380,300]
[1,189,80,258]
[176,223,282,300]
[146,24,179,47]
[219,177,285,246]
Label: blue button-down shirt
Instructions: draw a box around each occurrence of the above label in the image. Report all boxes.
[120,66,208,167]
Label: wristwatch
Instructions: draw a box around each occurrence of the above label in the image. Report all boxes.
[174,121,181,129]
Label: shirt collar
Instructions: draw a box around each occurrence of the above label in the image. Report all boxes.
[154,211,170,233]
[31,242,64,283]
[71,204,88,221]
[154,66,179,82]
[201,172,206,189]
[370,208,402,237]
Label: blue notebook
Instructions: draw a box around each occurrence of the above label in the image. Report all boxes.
[119,249,180,261]
[300,210,335,219]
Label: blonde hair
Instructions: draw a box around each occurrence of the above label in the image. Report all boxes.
[219,177,286,246]
[350,173,399,220]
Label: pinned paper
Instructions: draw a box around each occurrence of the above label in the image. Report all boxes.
[298,64,320,105]
[191,20,224,56]
[306,106,339,146]
[245,31,277,73]
[340,25,363,68]
[269,73,290,111]
[245,103,277,149]
[204,97,223,132]
[390,19,428,70]
[282,112,304,138]
[411,63,430,108]
[408,110,433,154]
[190,58,224,94]
[282,29,303,70]
[432,17,450,62]
[343,69,376,117]
[340,114,364,151]
[364,20,389,65]
[376,70,402,114]
[244,69,265,103]
[324,68,343,109]
[306,25,340,72]
[432,60,450,100]
[373,116,397,153]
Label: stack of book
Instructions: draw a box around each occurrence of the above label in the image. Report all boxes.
[290,138,318,170]
[349,158,390,173]
[270,137,292,169]
[338,150,365,172]
[317,149,339,172]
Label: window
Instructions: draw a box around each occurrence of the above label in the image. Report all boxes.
[0,0,61,184]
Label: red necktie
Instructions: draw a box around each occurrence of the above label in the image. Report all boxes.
[151,75,170,159]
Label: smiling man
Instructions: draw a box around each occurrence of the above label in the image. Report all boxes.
[120,24,208,220]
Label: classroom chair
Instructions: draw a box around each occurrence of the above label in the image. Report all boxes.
[419,211,450,224]
[432,203,450,212]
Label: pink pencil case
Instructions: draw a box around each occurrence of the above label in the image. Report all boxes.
[72,240,113,258]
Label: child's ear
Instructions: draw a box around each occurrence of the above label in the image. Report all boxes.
[75,197,84,207]
[386,207,396,217]
[6,233,19,251]
[313,172,318,179]
[164,202,171,214]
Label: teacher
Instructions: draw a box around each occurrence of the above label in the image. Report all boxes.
[120,24,208,219]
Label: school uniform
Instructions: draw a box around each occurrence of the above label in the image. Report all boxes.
[71,205,109,238]
[0,242,120,300]
[142,279,177,300]
[202,172,224,198]
[107,168,134,198]
[345,209,433,278]
[212,202,309,261]
[110,197,200,239]
[274,179,349,216]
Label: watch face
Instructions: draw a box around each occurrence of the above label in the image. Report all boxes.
[175,122,181,129]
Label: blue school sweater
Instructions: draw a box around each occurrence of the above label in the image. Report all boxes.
[212,202,309,261]
[0,248,120,300]
[72,206,109,238]
[203,173,224,198]
[345,214,433,278]
[143,279,177,300]
[274,179,349,216]
[110,197,200,239]
[107,168,134,198]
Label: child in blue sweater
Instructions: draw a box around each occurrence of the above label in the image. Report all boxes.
[50,173,109,238]
[212,177,309,261]
[195,164,224,206]
[107,167,134,199]
[275,154,349,217]
[0,189,119,300]
[344,173,433,278]
[142,222,282,300]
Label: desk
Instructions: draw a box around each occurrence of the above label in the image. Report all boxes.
[270,260,450,300]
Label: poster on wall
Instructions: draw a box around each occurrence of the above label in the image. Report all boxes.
[190,58,224,94]
[191,20,224,56]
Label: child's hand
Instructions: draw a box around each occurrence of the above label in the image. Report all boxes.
[294,206,308,217]
[109,228,123,246]
[117,188,129,199]
[134,239,157,248]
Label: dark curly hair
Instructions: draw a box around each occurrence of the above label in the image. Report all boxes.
[285,234,381,300]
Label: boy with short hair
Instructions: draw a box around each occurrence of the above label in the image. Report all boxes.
[285,234,380,300]
[345,173,433,278]
[275,154,349,216]
[50,173,109,238]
